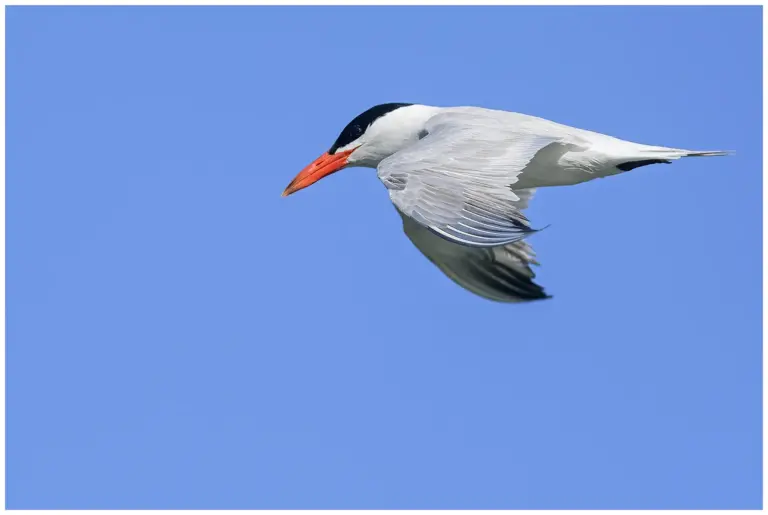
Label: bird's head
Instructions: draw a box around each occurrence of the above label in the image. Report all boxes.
[282,103,437,196]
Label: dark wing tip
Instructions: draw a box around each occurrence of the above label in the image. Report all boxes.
[463,259,550,303]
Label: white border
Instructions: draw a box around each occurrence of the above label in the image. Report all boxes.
[0,1,763,514]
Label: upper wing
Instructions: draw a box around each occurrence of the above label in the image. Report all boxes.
[378,110,561,247]
[397,188,549,303]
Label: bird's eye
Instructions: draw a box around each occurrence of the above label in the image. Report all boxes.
[352,125,363,138]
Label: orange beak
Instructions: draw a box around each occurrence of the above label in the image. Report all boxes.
[282,148,355,197]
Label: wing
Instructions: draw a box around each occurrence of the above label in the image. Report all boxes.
[398,188,549,303]
[378,110,561,248]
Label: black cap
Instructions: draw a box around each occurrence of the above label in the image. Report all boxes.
[329,103,413,154]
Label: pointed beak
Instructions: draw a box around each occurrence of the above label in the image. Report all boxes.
[282,148,355,197]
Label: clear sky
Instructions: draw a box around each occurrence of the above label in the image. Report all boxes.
[6,5,762,510]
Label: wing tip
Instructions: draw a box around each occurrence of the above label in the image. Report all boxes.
[490,291,552,304]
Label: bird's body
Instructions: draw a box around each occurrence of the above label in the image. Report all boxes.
[283,103,727,302]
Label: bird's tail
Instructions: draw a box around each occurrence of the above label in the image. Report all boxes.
[639,146,732,160]
[614,145,731,172]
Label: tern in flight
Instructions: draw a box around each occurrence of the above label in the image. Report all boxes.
[282,103,726,303]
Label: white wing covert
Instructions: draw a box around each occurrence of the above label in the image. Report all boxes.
[378,111,560,247]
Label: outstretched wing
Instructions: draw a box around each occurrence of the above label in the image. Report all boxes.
[398,188,549,303]
[378,110,560,248]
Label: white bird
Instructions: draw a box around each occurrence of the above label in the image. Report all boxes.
[282,103,727,303]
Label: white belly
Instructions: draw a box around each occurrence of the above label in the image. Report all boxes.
[514,165,598,188]
[512,142,612,189]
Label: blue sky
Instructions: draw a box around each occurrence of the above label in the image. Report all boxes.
[6,6,762,509]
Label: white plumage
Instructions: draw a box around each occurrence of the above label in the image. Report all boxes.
[284,103,727,302]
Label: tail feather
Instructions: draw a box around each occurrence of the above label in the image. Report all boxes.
[679,150,731,157]
[615,147,730,172]
[641,147,732,159]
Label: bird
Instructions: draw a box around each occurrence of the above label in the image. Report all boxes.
[282,103,727,303]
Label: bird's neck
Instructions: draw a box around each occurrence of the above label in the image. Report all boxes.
[353,104,442,168]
